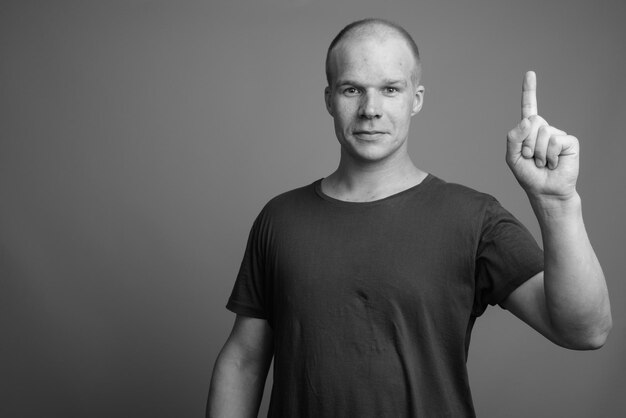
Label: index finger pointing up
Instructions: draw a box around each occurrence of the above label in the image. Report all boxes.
[521,70,538,119]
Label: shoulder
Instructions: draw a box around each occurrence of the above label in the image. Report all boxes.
[262,181,319,211]
[244,181,323,241]
[423,174,497,210]
[428,177,531,240]
[251,180,321,227]
[416,175,511,236]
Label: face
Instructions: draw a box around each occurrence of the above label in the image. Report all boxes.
[325,35,424,164]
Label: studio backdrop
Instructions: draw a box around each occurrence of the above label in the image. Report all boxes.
[1,1,625,417]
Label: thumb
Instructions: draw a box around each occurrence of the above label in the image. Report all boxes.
[507,118,530,157]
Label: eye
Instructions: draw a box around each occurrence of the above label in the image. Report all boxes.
[343,87,360,96]
[384,87,399,95]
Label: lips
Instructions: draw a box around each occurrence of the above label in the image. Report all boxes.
[353,130,387,139]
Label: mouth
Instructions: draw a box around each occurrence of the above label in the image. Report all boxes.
[353,130,387,140]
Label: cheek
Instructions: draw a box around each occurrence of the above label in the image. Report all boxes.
[334,104,357,125]
[389,103,412,124]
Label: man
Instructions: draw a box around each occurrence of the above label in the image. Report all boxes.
[207,18,612,417]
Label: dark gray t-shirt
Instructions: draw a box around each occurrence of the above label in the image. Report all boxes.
[227,174,544,417]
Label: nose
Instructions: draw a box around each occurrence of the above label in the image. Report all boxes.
[358,91,382,119]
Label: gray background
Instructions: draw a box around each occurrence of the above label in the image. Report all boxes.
[1,0,625,417]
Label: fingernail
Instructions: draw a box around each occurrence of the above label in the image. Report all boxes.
[535,158,544,168]
[522,146,533,158]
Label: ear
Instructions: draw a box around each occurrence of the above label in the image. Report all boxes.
[410,85,425,116]
[324,86,334,116]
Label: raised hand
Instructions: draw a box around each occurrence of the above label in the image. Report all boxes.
[506,71,579,201]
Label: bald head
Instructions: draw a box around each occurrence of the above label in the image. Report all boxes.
[325,18,422,87]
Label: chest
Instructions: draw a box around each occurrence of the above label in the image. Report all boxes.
[267,205,479,327]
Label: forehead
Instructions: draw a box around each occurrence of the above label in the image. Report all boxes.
[330,35,416,85]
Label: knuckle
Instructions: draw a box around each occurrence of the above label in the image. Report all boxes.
[534,145,546,157]
[506,128,516,140]
[529,114,547,125]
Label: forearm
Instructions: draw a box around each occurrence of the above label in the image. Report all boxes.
[530,192,612,348]
[207,346,271,418]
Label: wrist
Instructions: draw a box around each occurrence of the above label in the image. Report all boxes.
[528,191,582,223]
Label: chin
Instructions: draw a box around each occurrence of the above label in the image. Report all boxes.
[344,139,402,162]
[348,145,398,163]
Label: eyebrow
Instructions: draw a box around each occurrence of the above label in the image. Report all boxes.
[383,79,407,86]
[335,79,408,87]
[335,79,359,87]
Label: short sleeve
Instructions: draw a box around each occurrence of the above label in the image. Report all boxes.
[473,198,544,316]
[226,209,271,321]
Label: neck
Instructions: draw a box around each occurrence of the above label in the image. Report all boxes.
[322,149,427,202]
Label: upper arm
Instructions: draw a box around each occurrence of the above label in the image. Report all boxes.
[499,271,564,346]
[502,270,611,350]
[221,315,274,368]
[207,316,273,417]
